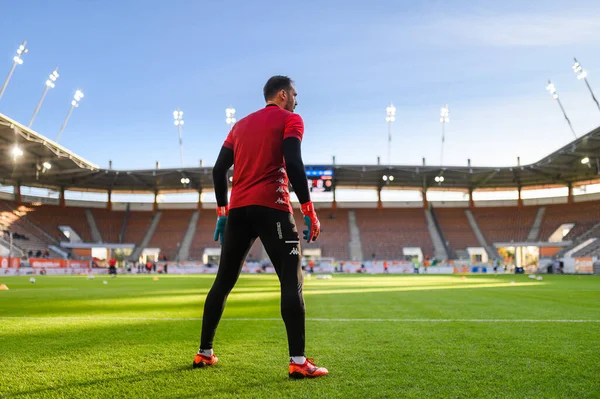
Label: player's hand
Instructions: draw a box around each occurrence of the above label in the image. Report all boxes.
[213,206,229,245]
[301,201,320,243]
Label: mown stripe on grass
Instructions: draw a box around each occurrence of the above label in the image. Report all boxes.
[1,317,599,322]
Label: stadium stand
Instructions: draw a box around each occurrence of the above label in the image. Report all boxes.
[188,208,350,261]
[572,224,600,257]
[248,238,264,261]
[0,202,56,255]
[4,199,600,262]
[122,211,153,245]
[292,208,350,260]
[435,207,479,257]
[147,209,192,260]
[91,208,126,243]
[354,208,434,260]
[23,204,92,242]
[189,210,219,261]
[539,201,600,242]
[471,206,538,243]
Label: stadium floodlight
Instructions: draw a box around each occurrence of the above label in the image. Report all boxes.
[440,105,449,165]
[11,145,23,160]
[385,104,396,166]
[581,157,590,164]
[434,175,445,184]
[225,107,236,128]
[572,58,600,113]
[389,175,394,182]
[546,80,577,139]
[42,161,52,171]
[0,41,28,103]
[173,109,184,167]
[382,175,388,181]
[29,67,60,128]
[56,90,84,142]
[180,177,190,185]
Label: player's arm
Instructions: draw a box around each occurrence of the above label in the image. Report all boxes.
[282,114,320,243]
[283,138,310,204]
[213,146,233,208]
[212,145,233,244]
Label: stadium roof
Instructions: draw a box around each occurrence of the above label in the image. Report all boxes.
[2,111,600,192]
[0,112,98,182]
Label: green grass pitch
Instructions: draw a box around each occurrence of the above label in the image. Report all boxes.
[1,273,599,398]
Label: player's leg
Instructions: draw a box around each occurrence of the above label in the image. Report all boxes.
[253,207,304,355]
[252,206,327,378]
[195,207,256,368]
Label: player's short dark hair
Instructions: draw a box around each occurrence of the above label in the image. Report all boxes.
[263,75,294,101]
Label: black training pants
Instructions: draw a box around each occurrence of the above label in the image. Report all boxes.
[200,205,305,356]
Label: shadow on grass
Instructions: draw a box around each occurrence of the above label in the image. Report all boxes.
[5,365,195,397]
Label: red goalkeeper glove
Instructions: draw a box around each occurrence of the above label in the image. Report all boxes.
[301,201,320,243]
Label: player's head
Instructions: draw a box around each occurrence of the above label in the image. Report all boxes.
[263,75,297,112]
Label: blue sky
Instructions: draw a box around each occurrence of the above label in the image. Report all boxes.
[1,0,600,170]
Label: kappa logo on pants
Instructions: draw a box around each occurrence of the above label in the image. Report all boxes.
[289,247,300,256]
[276,222,283,239]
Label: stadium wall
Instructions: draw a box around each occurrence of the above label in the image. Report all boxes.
[66,200,106,208]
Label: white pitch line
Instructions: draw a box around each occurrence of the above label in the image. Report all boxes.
[1,317,599,323]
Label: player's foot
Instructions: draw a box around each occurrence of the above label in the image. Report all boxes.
[192,353,218,369]
[289,358,328,379]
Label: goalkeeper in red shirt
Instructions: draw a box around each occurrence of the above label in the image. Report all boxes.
[192,76,328,379]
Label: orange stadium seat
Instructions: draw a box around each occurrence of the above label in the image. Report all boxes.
[1,201,57,255]
[539,201,600,241]
[354,208,433,260]
[292,208,350,260]
[122,211,153,245]
[471,206,538,243]
[435,208,479,256]
[147,209,193,260]
[189,210,219,261]
[91,208,126,243]
[18,204,91,242]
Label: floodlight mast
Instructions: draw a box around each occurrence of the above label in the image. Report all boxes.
[29,67,60,127]
[440,105,449,165]
[385,104,396,166]
[57,90,84,142]
[0,41,28,102]
[572,58,600,114]
[173,109,184,167]
[225,107,236,129]
[546,80,577,139]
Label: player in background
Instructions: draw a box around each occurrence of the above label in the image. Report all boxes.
[192,76,328,379]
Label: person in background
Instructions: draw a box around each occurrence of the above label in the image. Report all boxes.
[108,257,117,276]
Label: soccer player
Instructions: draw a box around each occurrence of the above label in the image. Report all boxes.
[192,76,328,379]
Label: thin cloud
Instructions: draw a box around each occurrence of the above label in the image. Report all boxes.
[418,12,600,47]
